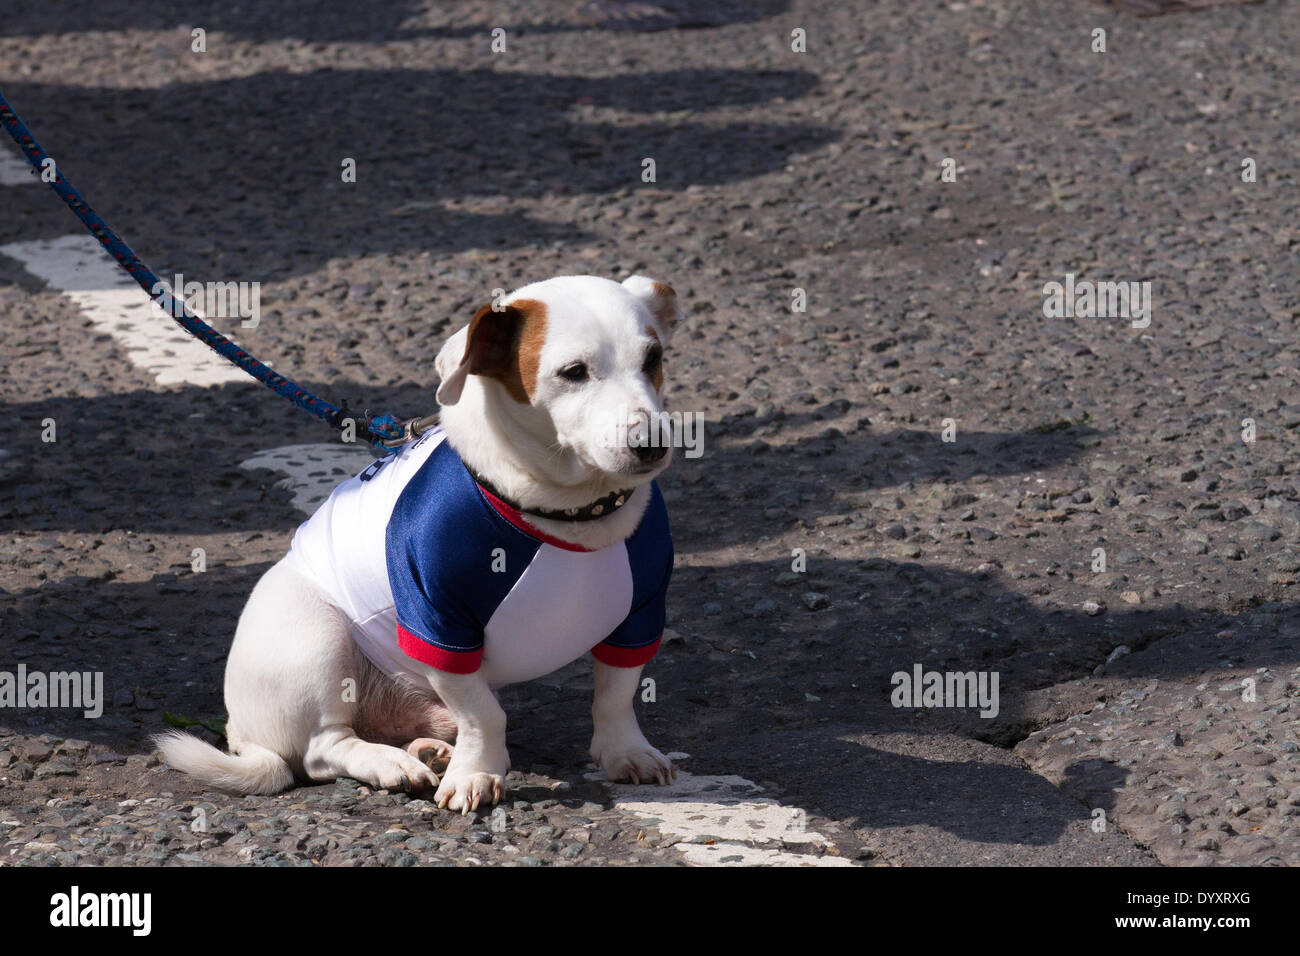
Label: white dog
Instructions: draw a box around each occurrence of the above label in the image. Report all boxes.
[156,275,682,813]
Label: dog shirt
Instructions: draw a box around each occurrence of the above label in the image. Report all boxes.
[285,427,672,689]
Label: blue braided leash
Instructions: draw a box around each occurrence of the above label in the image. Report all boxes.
[0,89,427,449]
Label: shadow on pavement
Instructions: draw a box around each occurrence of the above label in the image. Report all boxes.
[1,0,791,42]
[0,65,831,281]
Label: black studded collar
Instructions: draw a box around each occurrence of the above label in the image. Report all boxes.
[470,470,637,523]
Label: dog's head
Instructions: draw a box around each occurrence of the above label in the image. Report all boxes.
[434,275,683,487]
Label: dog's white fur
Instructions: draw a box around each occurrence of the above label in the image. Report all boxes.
[156,275,682,812]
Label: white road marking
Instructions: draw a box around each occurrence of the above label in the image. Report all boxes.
[0,234,249,386]
[239,443,373,514]
[594,765,854,867]
[675,843,852,866]
[0,142,36,185]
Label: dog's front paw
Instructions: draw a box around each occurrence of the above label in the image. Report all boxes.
[435,770,505,814]
[591,737,677,785]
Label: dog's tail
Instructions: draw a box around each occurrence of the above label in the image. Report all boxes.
[153,731,295,795]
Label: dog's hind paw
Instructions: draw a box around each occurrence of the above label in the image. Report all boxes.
[368,752,440,794]
[435,770,505,815]
[406,737,454,773]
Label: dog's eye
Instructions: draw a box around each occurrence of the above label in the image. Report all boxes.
[643,347,662,376]
[558,362,589,383]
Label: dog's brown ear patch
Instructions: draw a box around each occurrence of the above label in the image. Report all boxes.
[462,298,548,403]
[646,282,681,335]
[622,275,683,343]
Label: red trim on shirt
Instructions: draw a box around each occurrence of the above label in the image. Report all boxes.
[591,635,661,668]
[476,484,594,552]
[397,624,483,673]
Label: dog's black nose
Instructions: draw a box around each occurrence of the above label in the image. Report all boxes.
[632,441,668,464]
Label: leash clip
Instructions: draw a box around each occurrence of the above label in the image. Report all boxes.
[376,413,440,449]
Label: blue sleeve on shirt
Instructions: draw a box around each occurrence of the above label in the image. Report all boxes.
[602,483,673,651]
[386,441,539,654]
